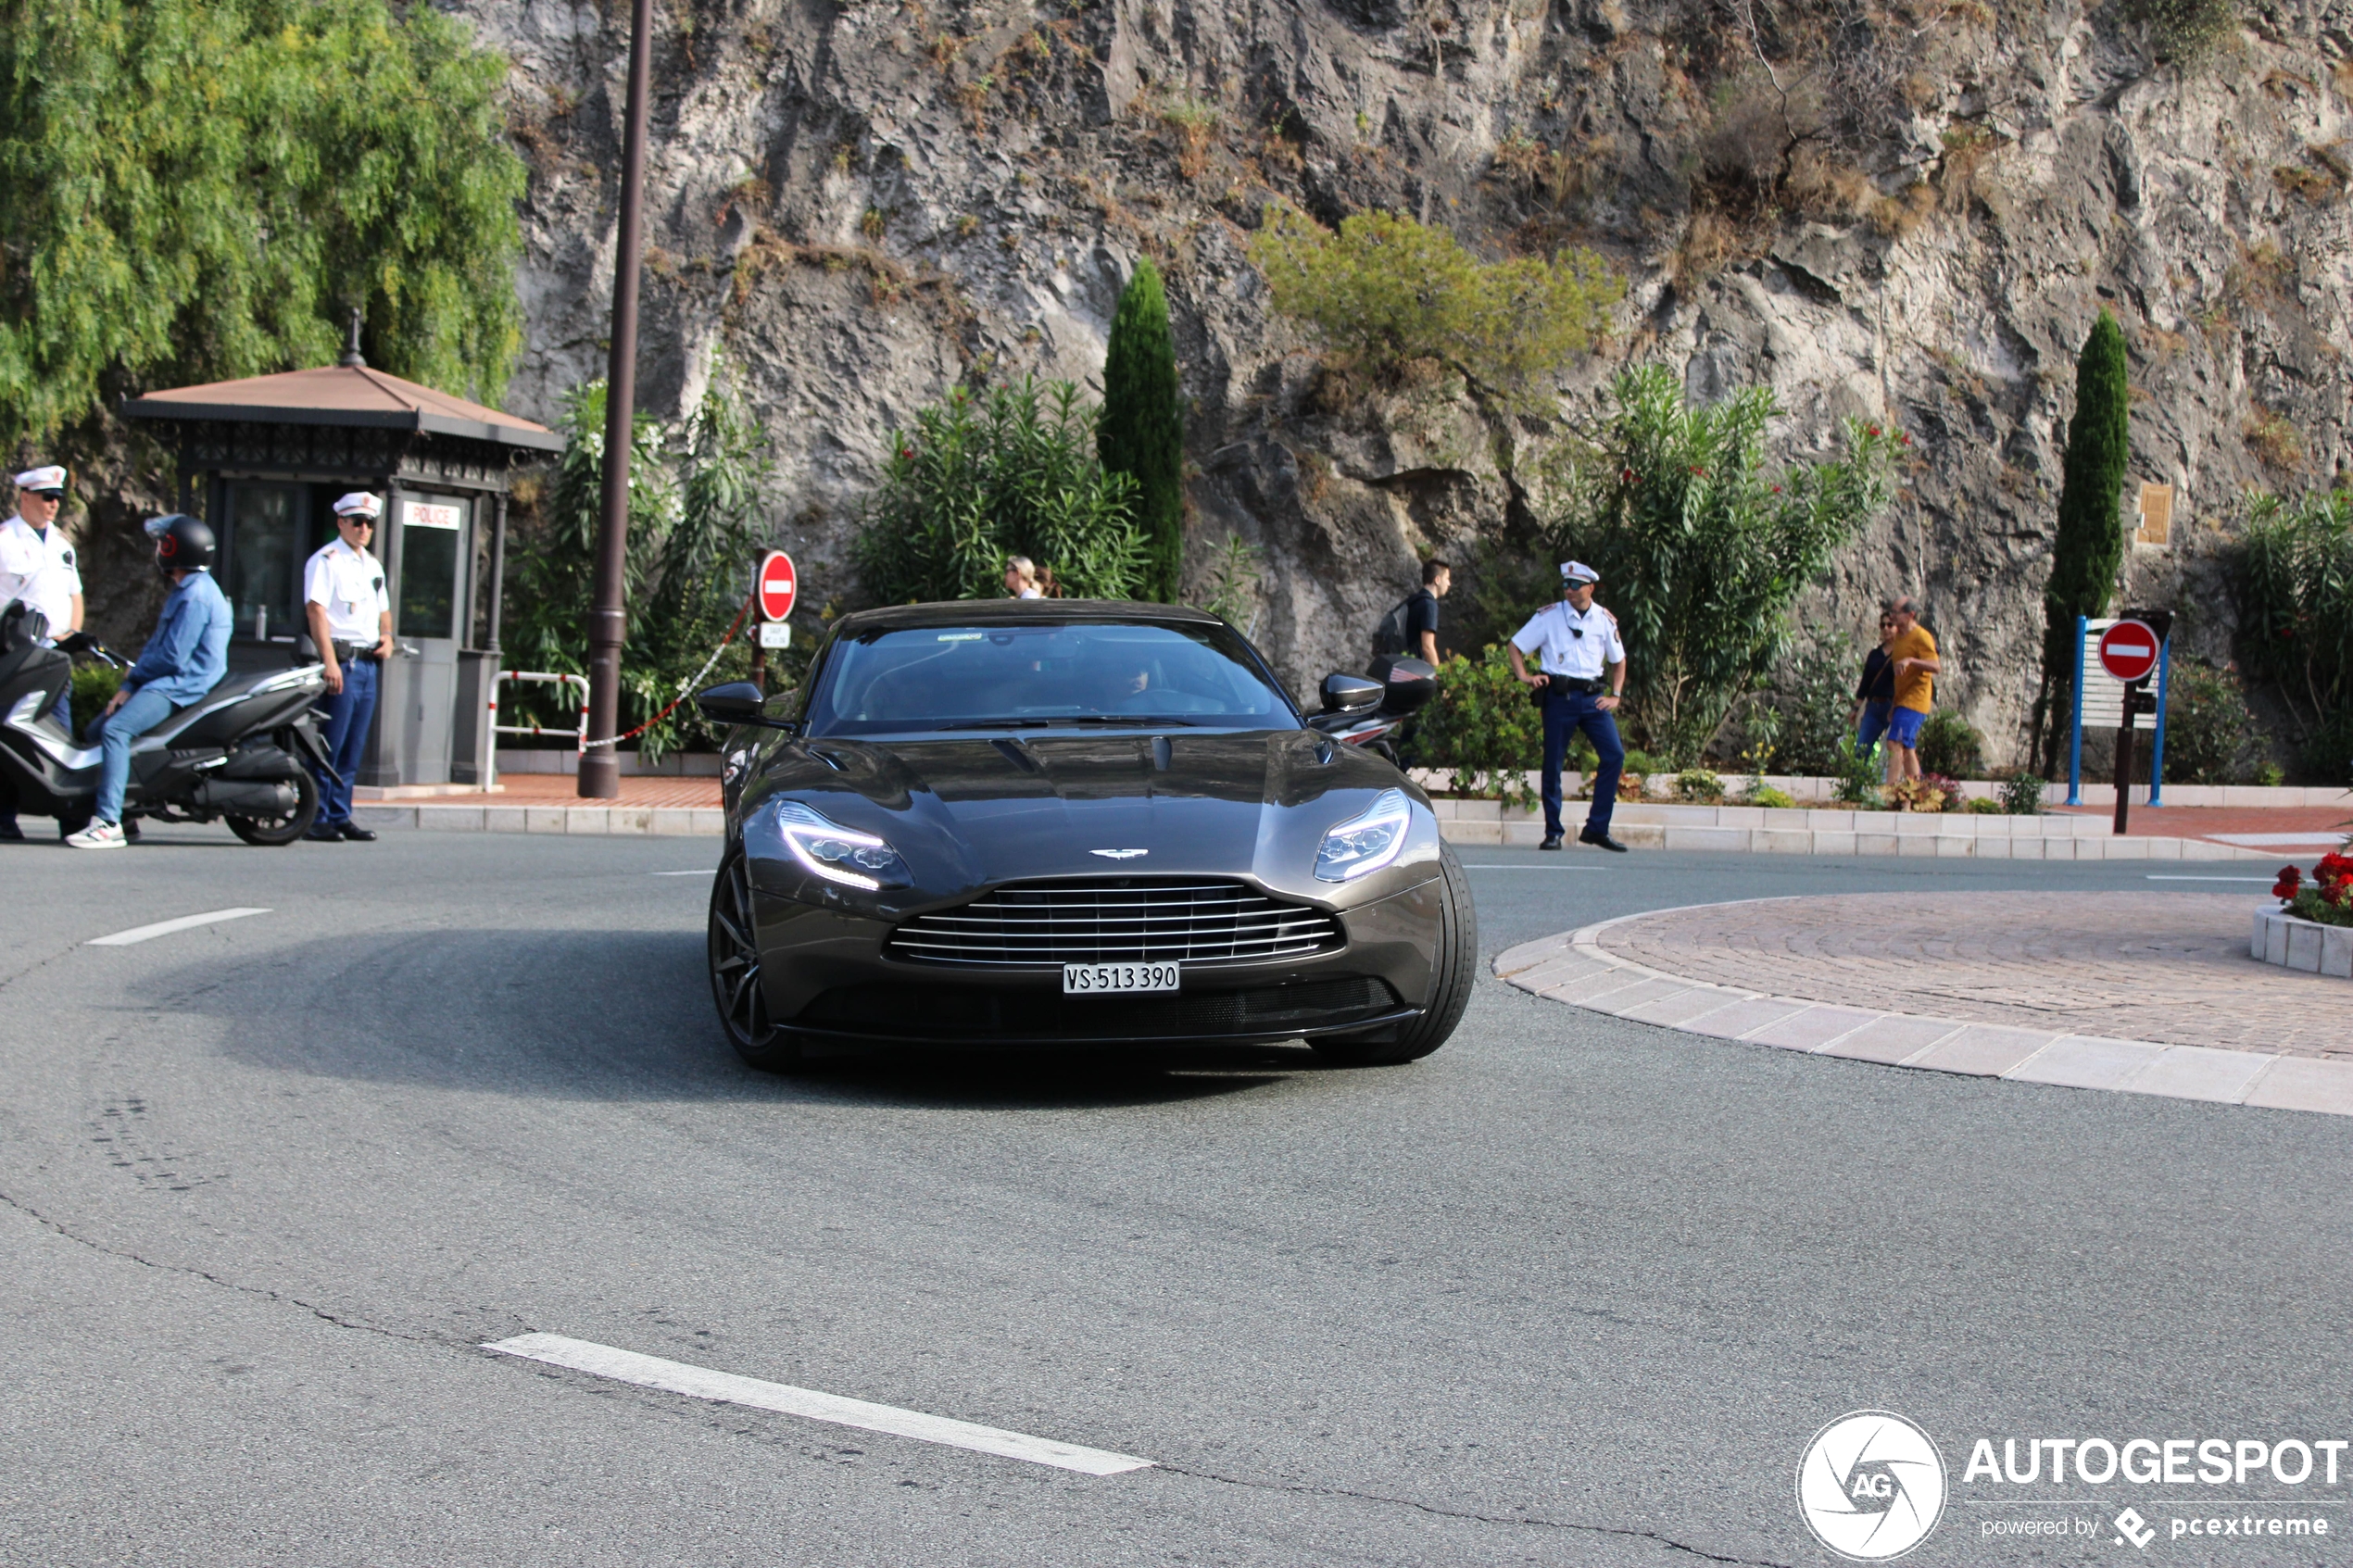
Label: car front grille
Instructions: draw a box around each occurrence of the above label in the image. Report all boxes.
[886,877,1343,967]
[794,975,1402,1042]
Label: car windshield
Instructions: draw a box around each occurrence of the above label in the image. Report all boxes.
[804,620,1302,735]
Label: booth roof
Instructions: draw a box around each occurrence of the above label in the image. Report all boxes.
[121,365,563,452]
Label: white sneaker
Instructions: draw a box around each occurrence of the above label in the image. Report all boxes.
[65,820,126,850]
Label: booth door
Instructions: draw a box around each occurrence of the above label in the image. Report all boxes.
[385,494,472,784]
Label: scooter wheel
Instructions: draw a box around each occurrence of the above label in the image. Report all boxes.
[226,770,320,847]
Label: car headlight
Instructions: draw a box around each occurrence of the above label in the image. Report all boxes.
[766,800,912,889]
[1315,788,1412,883]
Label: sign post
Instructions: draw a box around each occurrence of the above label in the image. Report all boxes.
[749,550,796,695]
[2098,613,2170,834]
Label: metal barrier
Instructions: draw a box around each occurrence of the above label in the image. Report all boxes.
[487,671,590,792]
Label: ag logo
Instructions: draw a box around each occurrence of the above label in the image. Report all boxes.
[1796,1411,1946,1561]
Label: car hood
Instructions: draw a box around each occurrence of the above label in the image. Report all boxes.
[742,729,1421,898]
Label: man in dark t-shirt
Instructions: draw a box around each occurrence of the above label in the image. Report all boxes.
[1405,558,1450,665]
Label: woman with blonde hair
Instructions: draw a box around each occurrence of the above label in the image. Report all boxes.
[1003,556,1043,599]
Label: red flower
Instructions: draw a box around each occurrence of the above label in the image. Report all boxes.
[899,446,915,460]
[2273,864,2304,901]
[1868,425,1881,436]
[1771,484,1782,494]
[1620,468,1636,484]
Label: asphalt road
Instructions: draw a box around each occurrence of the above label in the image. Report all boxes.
[1,827,2345,1567]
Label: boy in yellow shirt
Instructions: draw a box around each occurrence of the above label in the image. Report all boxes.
[1883,596,1941,784]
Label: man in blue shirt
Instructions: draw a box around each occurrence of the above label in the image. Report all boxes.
[65,515,232,849]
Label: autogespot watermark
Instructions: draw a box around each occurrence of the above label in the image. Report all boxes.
[1799,1416,2345,1557]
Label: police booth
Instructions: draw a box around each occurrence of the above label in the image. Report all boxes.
[121,357,560,787]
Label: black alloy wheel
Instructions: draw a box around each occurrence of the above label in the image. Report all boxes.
[708,847,806,1072]
[1311,842,1478,1067]
[226,767,320,847]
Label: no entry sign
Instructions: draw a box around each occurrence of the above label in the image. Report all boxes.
[2097,618,2161,684]
[755,550,797,622]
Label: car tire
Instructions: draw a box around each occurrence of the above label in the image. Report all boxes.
[709,847,808,1073]
[1312,842,1478,1067]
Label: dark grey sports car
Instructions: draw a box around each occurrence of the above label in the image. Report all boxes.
[694,600,1473,1070]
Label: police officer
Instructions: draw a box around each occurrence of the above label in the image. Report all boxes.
[302,493,393,843]
[1506,560,1630,852]
[0,464,84,841]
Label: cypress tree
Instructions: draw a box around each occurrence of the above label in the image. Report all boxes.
[1099,258,1185,601]
[2032,309,2133,772]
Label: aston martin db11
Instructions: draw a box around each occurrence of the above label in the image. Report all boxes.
[694,600,1472,1070]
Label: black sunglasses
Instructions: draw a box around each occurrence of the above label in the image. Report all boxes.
[343,515,377,526]
[31,490,64,502]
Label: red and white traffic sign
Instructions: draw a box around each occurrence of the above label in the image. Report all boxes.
[2097,619,2161,684]
[755,549,797,622]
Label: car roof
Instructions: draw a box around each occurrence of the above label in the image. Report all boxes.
[830,599,1227,634]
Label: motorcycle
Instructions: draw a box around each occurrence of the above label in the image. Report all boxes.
[1308,656,1436,769]
[0,598,333,846]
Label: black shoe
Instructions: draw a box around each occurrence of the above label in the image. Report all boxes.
[1579,827,1630,852]
[1538,834,1564,851]
[337,821,378,842]
[305,823,344,843]
[0,820,22,843]
[122,816,142,843]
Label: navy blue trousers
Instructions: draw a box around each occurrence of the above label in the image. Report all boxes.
[311,656,378,826]
[1541,689,1625,839]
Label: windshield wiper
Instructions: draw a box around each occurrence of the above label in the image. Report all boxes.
[935,716,1202,729]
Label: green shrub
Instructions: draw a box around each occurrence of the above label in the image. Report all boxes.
[503,367,773,761]
[1674,766,1725,801]
[2257,760,2286,787]
[1621,748,1661,775]
[1757,635,1860,777]
[2236,487,2353,781]
[2122,0,2238,60]
[2033,310,2130,771]
[1831,734,1883,804]
[1537,366,1900,761]
[2161,659,2262,784]
[1748,784,1796,809]
[2000,771,2045,815]
[69,662,122,733]
[1399,646,1542,809]
[855,378,1146,606]
[1916,709,1984,780]
[1249,206,1619,398]
[0,0,524,446]
[1099,258,1184,600]
[1965,795,2005,814]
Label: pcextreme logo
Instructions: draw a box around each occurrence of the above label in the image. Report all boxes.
[1797,1411,1949,1561]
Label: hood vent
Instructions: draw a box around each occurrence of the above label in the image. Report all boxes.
[887,877,1342,966]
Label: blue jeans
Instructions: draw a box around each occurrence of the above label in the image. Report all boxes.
[311,655,378,825]
[1541,689,1625,839]
[1856,699,1891,749]
[96,686,179,824]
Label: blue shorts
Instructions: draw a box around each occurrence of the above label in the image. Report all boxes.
[1885,705,1927,749]
[1856,701,1891,749]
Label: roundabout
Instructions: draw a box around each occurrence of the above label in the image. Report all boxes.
[1496,891,2353,1117]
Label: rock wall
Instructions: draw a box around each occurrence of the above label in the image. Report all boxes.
[454,0,2353,767]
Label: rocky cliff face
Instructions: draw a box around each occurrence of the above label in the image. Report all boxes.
[456,0,2353,766]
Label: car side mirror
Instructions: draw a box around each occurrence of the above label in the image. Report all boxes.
[696,681,768,726]
[1377,656,1436,716]
[1320,672,1384,714]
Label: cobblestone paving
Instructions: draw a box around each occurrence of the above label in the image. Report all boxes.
[1592,892,2347,1060]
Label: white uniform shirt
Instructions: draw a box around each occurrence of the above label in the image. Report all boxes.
[303,537,390,644]
[0,514,82,637]
[1509,598,1623,680]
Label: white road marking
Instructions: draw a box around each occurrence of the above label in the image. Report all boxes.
[2145,875,2278,883]
[86,908,271,947]
[1461,864,1605,871]
[482,1334,1154,1476]
[649,869,715,876]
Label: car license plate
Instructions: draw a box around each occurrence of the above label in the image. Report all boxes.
[1063,961,1180,995]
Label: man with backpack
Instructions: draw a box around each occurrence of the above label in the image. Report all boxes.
[1371,558,1449,673]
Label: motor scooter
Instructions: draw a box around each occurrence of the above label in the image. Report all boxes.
[0,598,333,845]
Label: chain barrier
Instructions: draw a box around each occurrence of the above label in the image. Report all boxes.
[579,593,754,751]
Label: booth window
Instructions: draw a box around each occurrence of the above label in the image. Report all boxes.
[224,483,305,641]
[397,499,465,640]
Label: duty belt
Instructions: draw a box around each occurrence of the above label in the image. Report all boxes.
[331,641,380,663]
[1548,674,1607,695]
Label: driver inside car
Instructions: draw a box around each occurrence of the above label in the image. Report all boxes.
[64,515,231,850]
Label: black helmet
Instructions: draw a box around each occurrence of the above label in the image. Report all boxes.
[145,513,216,574]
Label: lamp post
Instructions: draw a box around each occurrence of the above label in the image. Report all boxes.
[581,0,654,800]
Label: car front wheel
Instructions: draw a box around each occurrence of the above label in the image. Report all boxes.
[708,847,807,1072]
